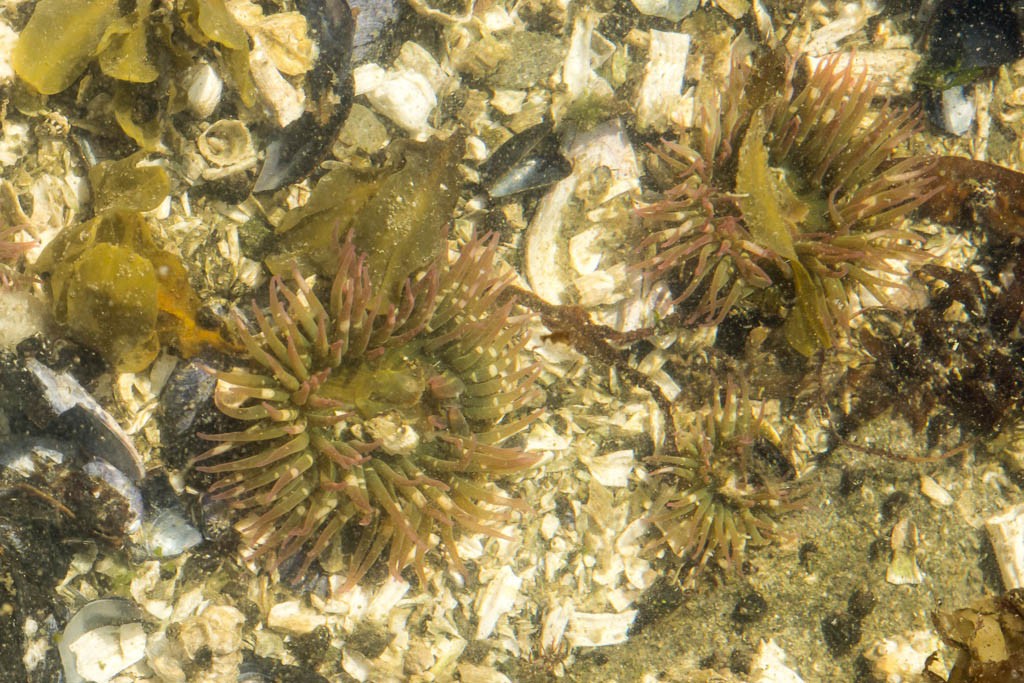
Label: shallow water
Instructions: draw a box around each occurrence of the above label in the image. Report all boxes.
[1,1,1023,682]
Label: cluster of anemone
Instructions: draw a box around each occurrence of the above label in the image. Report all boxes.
[192,232,540,588]
[639,54,943,354]
[646,383,806,580]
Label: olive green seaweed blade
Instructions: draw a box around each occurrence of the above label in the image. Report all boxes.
[13,0,122,95]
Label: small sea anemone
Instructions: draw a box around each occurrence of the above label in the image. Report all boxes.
[192,232,540,588]
[647,383,806,578]
[639,53,943,354]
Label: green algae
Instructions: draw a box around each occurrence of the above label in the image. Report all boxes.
[35,210,229,371]
[268,134,466,299]
[13,0,121,95]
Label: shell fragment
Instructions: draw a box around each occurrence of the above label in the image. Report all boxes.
[986,503,1024,589]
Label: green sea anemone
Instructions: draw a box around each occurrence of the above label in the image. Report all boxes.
[193,232,540,588]
[647,383,806,578]
[639,53,943,354]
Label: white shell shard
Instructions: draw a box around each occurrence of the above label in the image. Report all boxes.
[367,577,410,623]
[630,0,698,20]
[567,610,636,648]
[185,63,223,119]
[540,601,573,653]
[636,30,691,133]
[920,474,954,507]
[750,639,805,683]
[59,599,147,683]
[803,0,881,56]
[0,20,17,86]
[267,600,327,635]
[140,509,203,558]
[864,630,941,683]
[804,50,920,98]
[524,119,640,305]
[562,11,608,102]
[939,86,975,136]
[248,34,306,128]
[581,449,634,488]
[474,566,522,639]
[68,623,146,683]
[355,42,444,140]
[986,502,1024,589]
[887,518,924,586]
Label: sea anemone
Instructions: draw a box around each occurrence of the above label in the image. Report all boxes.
[639,53,943,354]
[192,231,540,588]
[647,383,806,579]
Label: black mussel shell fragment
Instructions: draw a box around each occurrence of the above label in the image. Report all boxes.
[22,356,145,481]
[239,651,331,683]
[348,0,404,63]
[915,0,1024,89]
[159,358,218,440]
[58,599,147,683]
[479,120,572,198]
[253,0,356,192]
[158,358,237,472]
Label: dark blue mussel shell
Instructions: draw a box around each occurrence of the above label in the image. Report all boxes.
[253,0,356,192]
[479,120,573,198]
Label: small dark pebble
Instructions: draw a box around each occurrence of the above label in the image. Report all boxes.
[239,650,333,683]
[821,611,863,657]
[345,624,391,660]
[799,542,819,572]
[630,576,686,635]
[729,646,753,676]
[848,587,877,620]
[838,467,867,497]
[732,589,768,624]
[881,491,911,522]
[290,625,332,667]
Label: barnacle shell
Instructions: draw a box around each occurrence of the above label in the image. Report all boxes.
[197,119,258,175]
[185,62,224,119]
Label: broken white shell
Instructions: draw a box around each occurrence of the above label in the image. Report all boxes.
[185,63,223,119]
[248,34,306,128]
[864,630,941,683]
[920,474,954,507]
[567,609,636,648]
[750,639,805,683]
[359,66,436,139]
[887,518,924,585]
[524,119,640,305]
[986,502,1024,589]
[59,599,147,683]
[630,0,697,21]
[474,566,522,639]
[636,30,691,133]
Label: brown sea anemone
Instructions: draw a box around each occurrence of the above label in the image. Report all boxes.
[647,383,806,579]
[192,232,540,588]
[639,53,943,354]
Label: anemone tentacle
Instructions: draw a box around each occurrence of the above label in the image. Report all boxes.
[194,231,539,586]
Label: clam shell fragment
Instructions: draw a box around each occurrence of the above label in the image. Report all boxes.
[59,599,147,683]
[986,503,1024,589]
